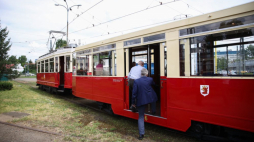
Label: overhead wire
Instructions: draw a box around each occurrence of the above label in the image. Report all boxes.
[70,0,180,34]
[80,17,177,41]
[69,0,116,35]
[155,0,184,14]
[12,0,190,46]
[60,0,104,31]
[180,0,204,14]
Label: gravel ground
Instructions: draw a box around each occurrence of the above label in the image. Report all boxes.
[0,123,57,142]
[14,78,36,82]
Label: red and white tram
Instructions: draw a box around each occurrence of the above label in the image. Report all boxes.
[37,2,254,139]
[37,47,74,93]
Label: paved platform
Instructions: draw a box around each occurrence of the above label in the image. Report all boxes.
[0,112,59,142]
[0,123,57,142]
[14,78,36,82]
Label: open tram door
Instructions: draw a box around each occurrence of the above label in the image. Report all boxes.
[59,56,65,90]
[125,43,167,118]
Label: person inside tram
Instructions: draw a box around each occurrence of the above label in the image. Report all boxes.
[77,68,83,75]
[96,59,103,76]
[132,62,136,67]
[83,68,88,75]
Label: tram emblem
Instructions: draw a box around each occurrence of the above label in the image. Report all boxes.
[200,85,209,97]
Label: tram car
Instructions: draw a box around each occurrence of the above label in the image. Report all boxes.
[37,47,74,93]
[37,2,254,140]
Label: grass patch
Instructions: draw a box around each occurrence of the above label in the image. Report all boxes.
[0,81,200,142]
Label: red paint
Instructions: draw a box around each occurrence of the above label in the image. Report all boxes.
[124,77,129,109]
[73,76,125,115]
[73,76,254,133]
[37,72,72,89]
[160,76,167,118]
[72,76,76,96]
[64,72,72,89]
[36,73,59,88]
[167,78,254,133]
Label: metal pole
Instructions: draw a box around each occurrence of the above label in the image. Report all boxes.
[67,7,69,46]
[55,3,81,47]
[64,0,69,47]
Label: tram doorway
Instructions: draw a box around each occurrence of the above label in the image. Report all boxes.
[59,56,65,86]
[127,43,161,116]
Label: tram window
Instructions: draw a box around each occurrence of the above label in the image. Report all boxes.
[76,55,90,76]
[180,14,254,36]
[151,54,154,75]
[41,61,44,73]
[66,55,71,72]
[37,62,40,73]
[49,58,54,72]
[132,55,147,69]
[55,57,58,72]
[244,36,254,42]
[93,51,113,76]
[188,27,254,76]
[214,47,227,75]
[132,50,147,55]
[72,53,76,75]
[114,51,117,76]
[144,33,165,43]
[45,59,49,72]
[179,40,186,76]
[124,38,141,46]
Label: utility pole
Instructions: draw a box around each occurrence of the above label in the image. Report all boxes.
[55,1,81,46]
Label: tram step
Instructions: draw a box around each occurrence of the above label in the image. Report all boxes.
[57,90,64,92]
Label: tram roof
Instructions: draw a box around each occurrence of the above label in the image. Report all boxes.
[38,46,74,60]
[76,1,254,51]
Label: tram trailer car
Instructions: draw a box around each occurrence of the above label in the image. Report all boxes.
[36,47,74,93]
[37,2,254,141]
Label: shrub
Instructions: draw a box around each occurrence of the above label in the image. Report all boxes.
[0,81,13,91]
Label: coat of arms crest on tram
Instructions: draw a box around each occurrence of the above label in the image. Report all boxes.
[200,85,209,97]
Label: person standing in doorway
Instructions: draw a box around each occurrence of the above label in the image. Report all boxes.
[128,61,145,109]
[131,68,158,140]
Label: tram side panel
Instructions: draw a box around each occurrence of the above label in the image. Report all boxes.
[37,73,60,88]
[72,76,76,96]
[37,73,44,85]
[73,76,125,115]
[64,72,72,89]
[167,78,254,133]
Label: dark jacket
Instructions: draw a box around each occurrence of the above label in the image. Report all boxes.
[132,76,158,107]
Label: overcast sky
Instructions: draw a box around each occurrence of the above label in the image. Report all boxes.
[0,0,253,62]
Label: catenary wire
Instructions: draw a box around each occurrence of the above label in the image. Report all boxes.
[180,0,204,14]
[70,0,180,34]
[60,0,104,31]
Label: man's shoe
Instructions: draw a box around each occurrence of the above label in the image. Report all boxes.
[138,135,144,140]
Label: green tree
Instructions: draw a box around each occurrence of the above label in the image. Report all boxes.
[217,57,227,71]
[55,39,67,49]
[18,55,27,67]
[0,24,12,79]
[23,59,36,74]
[245,44,254,59]
[8,55,18,65]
